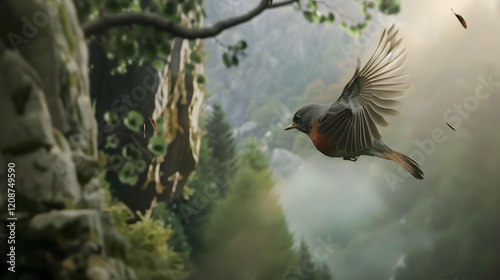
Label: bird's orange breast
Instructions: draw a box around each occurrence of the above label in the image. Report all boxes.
[308,122,335,156]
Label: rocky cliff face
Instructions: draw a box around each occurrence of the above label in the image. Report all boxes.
[0,1,134,279]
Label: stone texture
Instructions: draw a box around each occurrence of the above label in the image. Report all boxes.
[0,50,54,155]
[0,0,134,279]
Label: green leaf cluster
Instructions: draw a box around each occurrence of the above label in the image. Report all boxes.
[221,40,247,68]
[101,173,188,279]
[79,0,204,74]
[103,110,167,185]
[378,0,401,15]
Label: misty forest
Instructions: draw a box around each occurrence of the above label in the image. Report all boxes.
[1,0,499,279]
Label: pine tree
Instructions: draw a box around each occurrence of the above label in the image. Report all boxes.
[191,139,296,280]
[172,138,216,262]
[239,137,269,171]
[320,264,333,280]
[298,240,316,280]
[152,202,191,262]
[285,239,333,280]
[205,103,237,194]
[173,104,238,262]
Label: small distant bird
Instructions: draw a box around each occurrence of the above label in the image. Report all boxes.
[285,25,424,179]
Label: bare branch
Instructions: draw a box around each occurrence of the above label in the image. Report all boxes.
[83,0,298,39]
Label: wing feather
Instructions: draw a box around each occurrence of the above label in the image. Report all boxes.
[318,24,408,153]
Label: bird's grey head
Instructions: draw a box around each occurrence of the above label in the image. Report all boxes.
[284,104,323,134]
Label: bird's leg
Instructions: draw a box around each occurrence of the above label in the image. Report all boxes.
[343,156,359,162]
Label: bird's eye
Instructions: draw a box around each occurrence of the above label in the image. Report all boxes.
[294,115,301,122]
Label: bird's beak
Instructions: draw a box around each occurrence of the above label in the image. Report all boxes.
[284,123,297,131]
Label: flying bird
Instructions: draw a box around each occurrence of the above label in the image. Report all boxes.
[285,25,424,179]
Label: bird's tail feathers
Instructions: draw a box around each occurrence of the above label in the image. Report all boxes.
[376,148,424,180]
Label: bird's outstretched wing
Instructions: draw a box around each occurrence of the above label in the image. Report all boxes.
[318,24,408,153]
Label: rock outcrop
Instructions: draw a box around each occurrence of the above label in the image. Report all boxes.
[0,1,133,279]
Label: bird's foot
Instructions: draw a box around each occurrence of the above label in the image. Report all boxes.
[343,156,359,162]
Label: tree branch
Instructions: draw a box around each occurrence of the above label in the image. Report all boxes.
[83,0,298,39]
